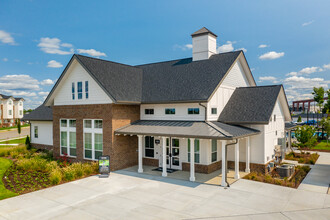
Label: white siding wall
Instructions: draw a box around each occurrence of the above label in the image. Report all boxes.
[2,99,13,119]
[54,59,113,106]
[207,60,251,121]
[31,121,53,146]
[14,101,24,119]
[140,103,205,121]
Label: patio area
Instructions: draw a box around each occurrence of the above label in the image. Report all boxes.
[121,165,248,186]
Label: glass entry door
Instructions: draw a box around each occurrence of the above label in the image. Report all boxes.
[166,138,181,170]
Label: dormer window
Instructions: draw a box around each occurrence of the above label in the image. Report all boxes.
[77,82,83,99]
[188,108,200,115]
[72,82,75,100]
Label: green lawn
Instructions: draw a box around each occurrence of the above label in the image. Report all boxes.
[314,140,330,150]
[0,137,26,145]
[0,158,18,200]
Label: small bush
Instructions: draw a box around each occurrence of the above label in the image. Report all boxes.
[71,163,84,178]
[16,157,48,172]
[298,158,305,163]
[264,174,273,183]
[46,161,59,173]
[275,179,282,185]
[0,145,27,157]
[62,166,76,181]
[49,168,62,185]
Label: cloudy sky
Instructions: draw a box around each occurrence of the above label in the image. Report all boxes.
[0,0,329,109]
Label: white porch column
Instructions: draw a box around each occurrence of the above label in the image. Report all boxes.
[162,137,167,177]
[189,138,195,182]
[138,135,143,173]
[235,139,240,179]
[221,140,227,187]
[245,137,250,173]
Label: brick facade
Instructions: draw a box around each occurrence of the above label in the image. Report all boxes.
[31,143,54,151]
[53,104,140,171]
[143,158,159,167]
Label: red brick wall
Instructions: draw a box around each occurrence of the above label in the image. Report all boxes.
[52,104,140,171]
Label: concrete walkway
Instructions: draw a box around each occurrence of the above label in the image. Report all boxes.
[298,152,330,194]
[0,170,329,219]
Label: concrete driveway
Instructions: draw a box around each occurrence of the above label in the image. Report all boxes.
[0,169,329,220]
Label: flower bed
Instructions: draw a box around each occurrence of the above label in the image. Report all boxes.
[244,165,311,188]
[1,144,99,199]
[285,152,319,164]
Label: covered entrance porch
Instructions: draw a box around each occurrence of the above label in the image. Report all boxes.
[115,120,259,186]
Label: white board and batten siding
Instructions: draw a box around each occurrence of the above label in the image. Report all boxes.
[207,60,252,121]
[140,103,205,121]
[31,121,53,146]
[53,59,113,106]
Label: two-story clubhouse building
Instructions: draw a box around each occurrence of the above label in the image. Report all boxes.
[24,28,291,186]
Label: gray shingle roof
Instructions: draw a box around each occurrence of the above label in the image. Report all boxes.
[0,94,13,99]
[75,55,143,102]
[115,120,259,140]
[191,27,217,37]
[22,105,53,121]
[219,85,283,124]
[137,51,241,103]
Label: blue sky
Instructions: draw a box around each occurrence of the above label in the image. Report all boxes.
[0,0,329,109]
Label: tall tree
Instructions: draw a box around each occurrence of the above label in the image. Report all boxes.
[17,119,21,137]
[312,87,325,113]
[323,89,330,113]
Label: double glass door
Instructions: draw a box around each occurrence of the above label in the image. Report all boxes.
[166,138,180,170]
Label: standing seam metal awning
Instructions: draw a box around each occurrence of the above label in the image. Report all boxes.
[115,120,260,140]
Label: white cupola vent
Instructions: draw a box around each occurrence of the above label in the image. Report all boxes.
[191,27,217,61]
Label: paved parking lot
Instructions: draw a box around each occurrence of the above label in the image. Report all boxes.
[0,168,329,220]
[0,127,30,141]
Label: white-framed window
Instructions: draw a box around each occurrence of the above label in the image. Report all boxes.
[60,119,76,157]
[19,110,23,116]
[211,108,217,115]
[8,110,12,116]
[144,136,154,158]
[211,139,217,162]
[188,139,200,163]
[85,81,89,99]
[72,82,75,100]
[77,82,83,99]
[8,100,12,105]
[188,108,200,115]
[34,126,38,138]
[145,109,154,115]
[19,101,22,106]
[83,119,103,160]
[165,108,175,114]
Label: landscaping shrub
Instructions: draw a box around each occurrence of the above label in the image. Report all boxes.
[49,168,62,185]
[71,163,84,178]
[46,161,59,173]
[25,135,31,150]
[0,145,28,157]
[16,157,48,172]
[62,166,76,181]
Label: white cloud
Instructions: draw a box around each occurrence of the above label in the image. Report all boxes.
[38,91,49,96]
[259,76,277,81]
[0,30,15,45]
[61,43,73,48]
[286,72,298,76]
[2,58,8,62]
[173,44,193,51]
[77,49,106,57]
[38,37,74,55]
[299,66,322,74]
[47,60,63,68]
[259,51,284,60]
[40,79,54,85]
[258,44,269,48]
[217,41,235,53]
[237,48,247,52]
[0,75,40,91]
[302,20,314,27]
[323,64,330,70]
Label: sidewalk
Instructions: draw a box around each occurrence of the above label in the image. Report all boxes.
[298,152,330,194]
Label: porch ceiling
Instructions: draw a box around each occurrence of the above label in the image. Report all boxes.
[115,120,260,140]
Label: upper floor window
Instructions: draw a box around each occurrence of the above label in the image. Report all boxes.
[19,102,22,106]
[19,110,23,116]
[8,110,12,116]
[188,108,199,115]
[85,81,89,99]
[145,109,154,115]
[274,114,276,122]
[165,108,175,115]
[72,82,75,100]
[77,82,83,99]
[211,108,217,115]
[8,100,12,105]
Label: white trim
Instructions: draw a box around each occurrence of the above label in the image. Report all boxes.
[83,119,103,161]
[60,119,77,157]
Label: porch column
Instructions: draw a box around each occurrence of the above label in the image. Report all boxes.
[189,138,195,182]
[235,139,240,179]
[221,140,227,187]
[138,135,143,173]
[288,130,292,150]
[245,137,250,173]
[162,136,167,177]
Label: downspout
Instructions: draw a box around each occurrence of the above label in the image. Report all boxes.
[199,103,207,121]
[223,139,238,187]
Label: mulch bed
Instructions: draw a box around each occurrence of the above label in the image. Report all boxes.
[2,164,52,195]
